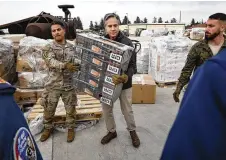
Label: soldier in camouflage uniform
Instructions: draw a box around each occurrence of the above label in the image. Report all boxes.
[173,13,226,102]
[39,21,80,142]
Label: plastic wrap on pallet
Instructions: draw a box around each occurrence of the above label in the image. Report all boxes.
[148,35,195,83]
[17,36,49,72]
[190,28,205,40]
[18,72,48,89]
[75,33,133,105]
[0,38,17,84]
[140,28,168,37]
[136,41,150,74]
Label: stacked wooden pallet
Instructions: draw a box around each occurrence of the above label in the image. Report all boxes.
[27,94,103,123]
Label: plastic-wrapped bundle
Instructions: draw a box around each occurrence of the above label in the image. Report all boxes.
[190,28,205,40]
[136,41,150,74]
[18,72,48,89]
[17,36,49,72]
[148,35,195,83]
[0,38,17,84]
[140,28,168,37]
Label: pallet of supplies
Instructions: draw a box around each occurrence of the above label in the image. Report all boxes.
[148,35,195,84]
[27,94,102,122]
[16,36,49,105]
[0,38,17,84]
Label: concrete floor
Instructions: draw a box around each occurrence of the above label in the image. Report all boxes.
[35,87,181,160]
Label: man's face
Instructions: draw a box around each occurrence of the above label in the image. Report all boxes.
[51,24,65,42]
[105,17,119,39]
[205,19,224,40]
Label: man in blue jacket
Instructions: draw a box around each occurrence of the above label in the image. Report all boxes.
[161,47,226,160]
[0,78,43,160]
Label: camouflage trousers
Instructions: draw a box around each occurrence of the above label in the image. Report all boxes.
[41,88,77,129]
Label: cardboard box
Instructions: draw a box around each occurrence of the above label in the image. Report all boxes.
[132,74,156,104]
[14,88,44,104]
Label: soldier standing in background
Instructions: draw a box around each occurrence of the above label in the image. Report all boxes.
[39,21,80,142]
[173,13,226,102]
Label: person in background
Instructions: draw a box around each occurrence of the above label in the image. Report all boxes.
[100,13,140,148]
[161,46,226,160]
[0,78,43,159]
[173,13,226,102]
[39,21,80,143]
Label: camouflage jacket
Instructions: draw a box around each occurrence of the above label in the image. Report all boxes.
[42,41,80,90]
[177,38,226,91]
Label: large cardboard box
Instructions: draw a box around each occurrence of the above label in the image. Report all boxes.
[14,88,44,104]
[132,74,156,104]
[75,33,134,106]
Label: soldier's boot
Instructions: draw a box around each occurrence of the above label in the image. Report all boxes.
[130,131,140,148]
[101,131,117,144]
[67,129,75,142]
[40,128,53,142]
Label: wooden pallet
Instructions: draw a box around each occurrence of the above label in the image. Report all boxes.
[27,94,102,122]
[156,81,177,88]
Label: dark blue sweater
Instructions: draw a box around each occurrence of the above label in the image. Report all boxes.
[0,80,43,160]
[161,49,226,160]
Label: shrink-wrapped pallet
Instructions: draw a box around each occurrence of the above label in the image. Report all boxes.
[0,38,17,84]
[17,36,49,72]
[148,35,195,83]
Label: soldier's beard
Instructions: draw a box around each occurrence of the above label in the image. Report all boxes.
[205,30,220,41]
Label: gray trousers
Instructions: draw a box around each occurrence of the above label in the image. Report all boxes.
[102,88,136,132]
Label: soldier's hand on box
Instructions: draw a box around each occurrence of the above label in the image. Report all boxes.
[65,63,79,72]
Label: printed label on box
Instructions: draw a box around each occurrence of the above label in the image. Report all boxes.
[91,45,101,54]
[90,69,100,78]
[107,65,119,74]
[104,76,115,86]
[92,58,103,67]
[89,79,98,87]
[100,97,111,106]
[103,86,114,96]
[110,53,122,63]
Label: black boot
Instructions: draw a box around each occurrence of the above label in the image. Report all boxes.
[101,132,117,144]
[130,131,140,148]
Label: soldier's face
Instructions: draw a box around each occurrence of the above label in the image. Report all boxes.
[105,17,119,39]
[51,24,66,42]
[205,19,224,40]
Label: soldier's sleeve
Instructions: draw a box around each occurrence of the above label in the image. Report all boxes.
[42,44,65,70]
[177,44,199,90]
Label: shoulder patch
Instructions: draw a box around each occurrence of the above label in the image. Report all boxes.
[13,127,37,160]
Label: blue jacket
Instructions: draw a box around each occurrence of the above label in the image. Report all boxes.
[161,49,226,160]
[0,80,43,160]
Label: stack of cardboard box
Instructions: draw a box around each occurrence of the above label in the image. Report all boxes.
[74,33,133,106]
